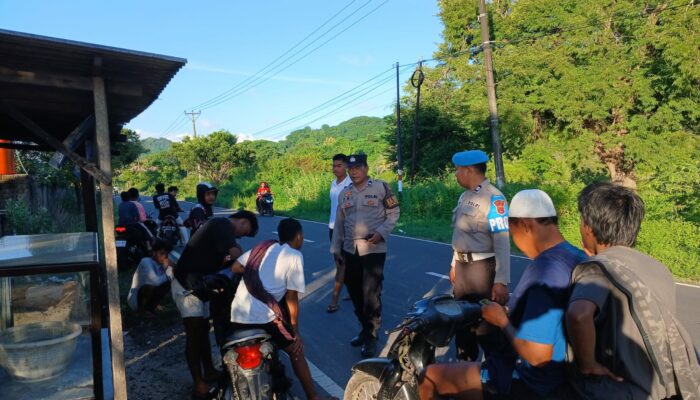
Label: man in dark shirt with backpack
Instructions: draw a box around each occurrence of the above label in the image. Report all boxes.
[172,211,259,399]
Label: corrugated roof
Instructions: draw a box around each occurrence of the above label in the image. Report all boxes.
[0,28,187,146]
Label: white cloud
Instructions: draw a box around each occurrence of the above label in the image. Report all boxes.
[235,132,255,142]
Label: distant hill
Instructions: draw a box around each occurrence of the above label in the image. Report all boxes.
[141,137,172,156]
[282,116,386,147]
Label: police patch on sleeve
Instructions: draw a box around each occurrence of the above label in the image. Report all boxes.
[487,195,509,233]
[382,182,399,209]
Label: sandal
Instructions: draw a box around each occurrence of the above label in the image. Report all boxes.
[326,304,339,313]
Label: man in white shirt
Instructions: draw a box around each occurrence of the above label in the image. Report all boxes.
[327,153,351,313]
[230,218,333,400]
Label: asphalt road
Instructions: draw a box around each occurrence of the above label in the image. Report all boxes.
[137,196,700,396]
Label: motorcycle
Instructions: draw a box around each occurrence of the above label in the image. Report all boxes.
[115,218,157,270]
[258,193,274,217]
[344,295,482,400]
[157,214,183,247]
[193,274,292,400]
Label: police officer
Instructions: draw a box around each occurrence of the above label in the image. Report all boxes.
[331,154,400,358]
[450,150,510,361]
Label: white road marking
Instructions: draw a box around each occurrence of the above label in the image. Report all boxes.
[426,272,450,280]
[307,358,344,399]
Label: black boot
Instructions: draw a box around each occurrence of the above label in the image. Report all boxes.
[361,336,377,358]
[350,331,365,347]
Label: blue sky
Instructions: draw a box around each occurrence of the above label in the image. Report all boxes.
[1,0,443,141]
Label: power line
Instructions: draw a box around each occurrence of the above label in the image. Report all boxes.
[258,66,410,139]
[197,0,390,112]
[161,113,186,136]
[184,110,202,138]
[252,65,396,136]
[420,0,694,65]
[263,66,414,140]
[190,0,363,111]
[162,0,388,136]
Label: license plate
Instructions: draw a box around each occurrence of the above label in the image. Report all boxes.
[116,240,127,248]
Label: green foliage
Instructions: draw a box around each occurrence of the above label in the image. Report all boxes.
[114,150,187,193]
[4,199,52,235]
[15,151,79,187]
[140,137,173,156]
[171,130,253,186]
[429,0,700,184]
[112,128,147,170]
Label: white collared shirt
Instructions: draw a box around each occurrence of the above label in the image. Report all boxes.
[329,175,351,228]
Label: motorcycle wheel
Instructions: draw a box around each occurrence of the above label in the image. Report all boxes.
[344,371,380,400]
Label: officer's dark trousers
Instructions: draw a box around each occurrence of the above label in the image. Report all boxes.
[343,249,386,339]
[453,256,496,361]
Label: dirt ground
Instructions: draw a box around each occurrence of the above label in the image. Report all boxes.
[121,292,210,399]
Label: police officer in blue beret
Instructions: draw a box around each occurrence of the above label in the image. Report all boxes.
[450,150,510,361]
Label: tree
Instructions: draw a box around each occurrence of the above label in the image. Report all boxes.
[428,0,700,187]
[112,128,147,170]
[171,130,253,186]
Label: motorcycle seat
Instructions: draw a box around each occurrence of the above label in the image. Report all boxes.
[223,328,271,349]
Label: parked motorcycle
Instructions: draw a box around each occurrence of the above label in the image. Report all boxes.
[344,295,482,400]
[115,218,157,270]
[191,274,292,400]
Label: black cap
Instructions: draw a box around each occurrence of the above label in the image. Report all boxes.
[347,154,367,167]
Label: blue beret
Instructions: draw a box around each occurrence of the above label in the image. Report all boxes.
[452,150,489,166]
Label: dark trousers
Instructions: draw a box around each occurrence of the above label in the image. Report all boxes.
[137,282,171,312]
[343,250,386,339]
[453,256,496,361]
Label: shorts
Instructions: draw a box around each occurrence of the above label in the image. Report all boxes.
[230,321,296,350]
[481,358,568,400]
[171,277,210,318]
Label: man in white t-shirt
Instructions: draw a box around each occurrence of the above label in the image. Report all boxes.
[327,153,351,313]
[230,218,334,400]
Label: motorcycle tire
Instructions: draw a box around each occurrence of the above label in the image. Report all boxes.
[344,371,381,400]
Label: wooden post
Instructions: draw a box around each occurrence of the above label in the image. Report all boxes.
[93,72,127,399]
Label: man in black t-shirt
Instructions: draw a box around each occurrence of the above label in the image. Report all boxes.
[172,211,259,399]
[153,182,179,221]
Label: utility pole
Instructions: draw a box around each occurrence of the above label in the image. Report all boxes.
[395,62,403,197]
[184,110,201,138]
[409,60,424,184]
[478,0,506,188]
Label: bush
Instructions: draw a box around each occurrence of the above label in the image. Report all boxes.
[4,199,52,235]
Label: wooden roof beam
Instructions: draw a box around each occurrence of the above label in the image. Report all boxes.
[0,66,143,96]
[0,101,111,185]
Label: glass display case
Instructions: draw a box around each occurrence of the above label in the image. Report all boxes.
[0,233,104,399]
